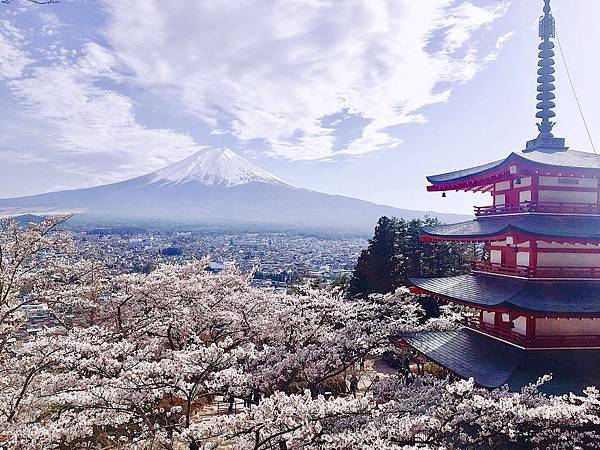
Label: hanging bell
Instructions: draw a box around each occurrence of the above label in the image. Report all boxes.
[442,192,446,198]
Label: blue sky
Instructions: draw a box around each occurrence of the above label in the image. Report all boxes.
[0,0,597,215]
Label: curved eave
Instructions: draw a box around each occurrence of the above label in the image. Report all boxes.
[411,284,557,316]
[420,217,600,244]
[410,274,600,316]
[420,226,600,244]
[427,151,600,192]
[427,153,514,185]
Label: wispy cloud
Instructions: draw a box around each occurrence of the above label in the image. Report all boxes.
[102,0,511,161]
[0,19,32,78]
[5,39,204,181]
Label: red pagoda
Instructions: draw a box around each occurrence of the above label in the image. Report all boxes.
[406,0,600,394]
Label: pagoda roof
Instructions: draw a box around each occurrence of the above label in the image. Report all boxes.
[421,215,600,242]
[427,149,600,185]
[410,274,600,315]
[402,328,600,394]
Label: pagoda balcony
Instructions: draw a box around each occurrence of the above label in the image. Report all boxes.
[474,201,600,217]
[470,260,531,277]
[463,317,600,349]
[470,260,600,279]
[463,316,531,346]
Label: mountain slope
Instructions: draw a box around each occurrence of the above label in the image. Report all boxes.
[0,147,469,232]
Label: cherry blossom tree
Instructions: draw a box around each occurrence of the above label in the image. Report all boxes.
[2,216,600,450]
[185,376,600,450]
[0,215,73,341]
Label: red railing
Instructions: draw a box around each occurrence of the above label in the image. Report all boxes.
[470,260,600,279]
[463,316,531,346]
[474,201,600,216]
[463,317,600,348]
[470,260,531,277]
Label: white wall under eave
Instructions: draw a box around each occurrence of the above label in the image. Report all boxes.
[537,253,600,268]
[537,241,600,249]
[539,176,598,188]
[538,189,597,204]
[491,240,530,248]
[536,318,600,336]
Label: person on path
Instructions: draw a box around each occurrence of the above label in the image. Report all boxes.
[244,392,253,409]
[252,389,261,406]
[415,353,426,375]
[349,375,359,397]
[227,393,235,413]
[397,366,406,384]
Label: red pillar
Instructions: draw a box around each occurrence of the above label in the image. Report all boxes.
[530,240,538,276]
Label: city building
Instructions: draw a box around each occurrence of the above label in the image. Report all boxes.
[404,0,600,394]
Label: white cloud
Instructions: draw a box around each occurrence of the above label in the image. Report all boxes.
[102,0,510,160]
[0,19,32,78]
[7,41,204,182]
[438,1,509,53]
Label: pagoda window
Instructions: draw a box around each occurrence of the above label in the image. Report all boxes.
[482,311,495,325]
[516,251,530,267]
[535,318,600,336]
[519,190,532,203]
[537,251,600,268]
[512,316,527,336]
[515,177,532,188]
[494,193,505,206]
[538,189,597,204]
[539,176,597,188]
[490,249,502,264]
[536,241,595,249]
[495,181,511,191]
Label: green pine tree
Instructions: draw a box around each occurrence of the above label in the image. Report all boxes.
[348,217,398,297]
[347,216,473,300]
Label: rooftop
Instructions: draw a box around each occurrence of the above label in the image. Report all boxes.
[402,328,600,394]
[421,215,600,242]
[410,274,600,315]
[427,149,600,185]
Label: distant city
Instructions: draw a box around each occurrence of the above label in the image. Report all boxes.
[73,227,367,289]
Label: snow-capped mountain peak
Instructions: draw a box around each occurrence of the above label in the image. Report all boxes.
[149,147,292,187]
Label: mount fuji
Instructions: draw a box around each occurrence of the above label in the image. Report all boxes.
[0,148,467,233]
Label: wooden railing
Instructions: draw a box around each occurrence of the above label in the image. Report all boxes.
[470,260,600,279]
[474,201,600,216]
[470,260,531,277]
[463,317,600,348]
[463,316,531,346]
